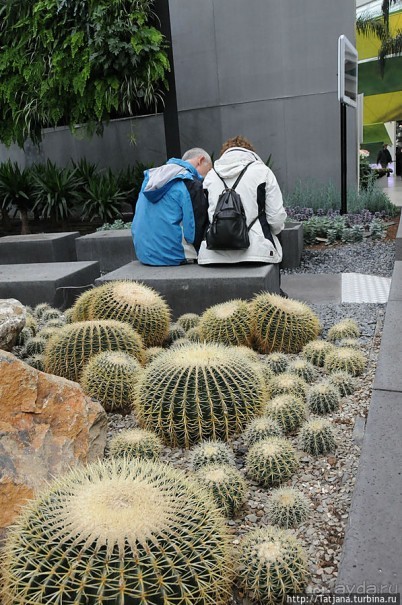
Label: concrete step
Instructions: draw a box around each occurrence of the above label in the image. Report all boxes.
[0,232,79,264]
[76,230,136,273]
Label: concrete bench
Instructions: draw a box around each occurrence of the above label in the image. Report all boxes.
[96,261,280,318]
[0,262,100,308]
[279,221,303,269]
[0,232,79,264]
[75,230,136,273]
[337,261,402,593]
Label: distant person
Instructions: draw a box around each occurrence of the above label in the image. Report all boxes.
[396,146,402,178]
[198,136,287,266]
[132,148,211,266]
[376,143,392,170]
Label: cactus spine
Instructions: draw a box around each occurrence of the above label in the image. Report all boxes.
[134,343,266,447]
[288,358,318,383]
[262,352,289,375]
[70,288,97,322]
[195,463,247,516]
[239,526,308,604]
[251,293,321,354]
[1,458,233,605]
[24,336,47,357]
[198,299,253,347]
[246,437,299,487]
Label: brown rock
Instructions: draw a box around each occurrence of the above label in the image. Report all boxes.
[0,298,26,351]
[0,350,107,539]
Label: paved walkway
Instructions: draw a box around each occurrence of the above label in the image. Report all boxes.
[376,172,402,207]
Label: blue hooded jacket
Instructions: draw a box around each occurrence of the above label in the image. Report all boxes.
[132,158,208,266]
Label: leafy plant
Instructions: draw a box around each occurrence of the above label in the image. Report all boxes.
[96,219,132,231]
[81,173,125,222]
[31,161,81,223]
[0,161,35,234]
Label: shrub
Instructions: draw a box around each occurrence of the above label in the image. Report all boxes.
[246,437,299,487]
[109,429,162,461]
[134,343,266,447]
[198,299,253,347]
[299,418,337,456]
[267,487,310,529]
[1,459,233,605]
[264,394,307,434]
[251,293,321,354]
[195,464,247,517]
[239,527,308,604]
[191,441,234,471]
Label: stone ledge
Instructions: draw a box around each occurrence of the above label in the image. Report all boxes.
[96,261,280,318]
[0,232,79,264]
[75,230,136,273]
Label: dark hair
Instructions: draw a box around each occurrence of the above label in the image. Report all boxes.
[220,136,256,156]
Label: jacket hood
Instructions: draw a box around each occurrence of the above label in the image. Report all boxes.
[213,147,263,181]
[142,158,202,203]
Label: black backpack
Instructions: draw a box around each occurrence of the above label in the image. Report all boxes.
[206,162,262,250]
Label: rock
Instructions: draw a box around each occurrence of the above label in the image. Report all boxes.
[0,299,26,351]
[0,350,107,540]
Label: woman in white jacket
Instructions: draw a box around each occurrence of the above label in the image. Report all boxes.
[198,136,287,265]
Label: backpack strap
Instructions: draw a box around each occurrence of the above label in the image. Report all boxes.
[214,161,254,190]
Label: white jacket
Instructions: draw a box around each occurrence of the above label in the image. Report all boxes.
[198,148,287,265]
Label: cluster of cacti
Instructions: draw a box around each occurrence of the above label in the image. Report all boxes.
[262,352,289,374]
[246,437,299,487]
[1,458,233,605]
[307,381,341,415]
[243,417,283,447]
[339,338,360,349]
[87,281,171,347]
[164,323,186,346]
[267,487,310,529]
[186,326,202,342]
[70,288,98,321]
[328,371,356,397]
[266,373,308,402]
[16,327,32,347]
[327,318,360,342]
[191,440,234,470]
[239,526,308,604]
[109,428,163,460]
[41,308,62,323]
[198,299,253,347]
[176,312,200,332]
[302,339,335,367]
[24,335,47,357]
[81,351,143,412]
[33,302,51,319]
[25,355,45,372]
[250,293,321,354]
[44,320,144,382]
[264,394,307,434]
[299,418,337,456]
[195,463,247,516]
[143,346,165,364]
[288,358,318,383]
[134,343,266,447]
[324,347,366,377]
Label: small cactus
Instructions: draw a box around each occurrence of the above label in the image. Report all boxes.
[24,336,47,357]
[239,526,308,604]
[33,302,51,319]
[198,299,253,347]
[299,418,337,456]
[302,339,335,367]
[191,440,234,471]
[25,355,45,372]
[164,323,186,346]
[266,373,308,402]
[109,428,162,460]
[251,292,321,354]
[328,371,356,396]
[195,463,247,516]
[324,347,366,377]
[262,352,289,374]
[44,320,145,382]
[16,327,32,347]
[89,280,171,347]
[143,346,165,364]
[186,326,202,342]
[25,314,37,336]
[45,317,65,329]
[288,358,318,383]
[339,338,360,349]
[41,308,62,323]
[267,487,310,529]
[1,458,233,605]
[134,343,266,447]
[81,351,143,413]
[243,417,283,447]
[246,437,299,487]
[307,380,341,415]
[63,307,74,323]
[264,394,307,434]
[36,327,60,341]
[176,312,200,332]
[170,337,192,349]
[327,318,360,342]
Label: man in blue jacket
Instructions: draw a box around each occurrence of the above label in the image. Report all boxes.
[132,148,212,266]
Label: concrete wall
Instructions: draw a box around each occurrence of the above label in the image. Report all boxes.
[0,0,357,192]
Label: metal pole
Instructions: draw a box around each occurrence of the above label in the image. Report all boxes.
[153,0,181,158]
[340,102,347,215]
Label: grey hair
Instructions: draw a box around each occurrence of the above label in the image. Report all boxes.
[182,148,212,164]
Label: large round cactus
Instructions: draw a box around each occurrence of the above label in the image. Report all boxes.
[198,299,253,347]
[246,437,299,487]
[134,343,266,447]
[81,351,143,412]
[239,526,308,604]
[44,320,145,382]
[1,458,233,605]
[89,281,171,347]
[250,293,321,354]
